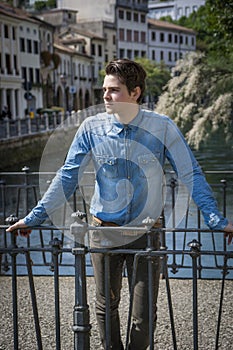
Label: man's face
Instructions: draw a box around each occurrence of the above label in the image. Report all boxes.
[103,74,139,116]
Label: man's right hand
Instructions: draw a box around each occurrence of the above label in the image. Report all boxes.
[6,219,31,237]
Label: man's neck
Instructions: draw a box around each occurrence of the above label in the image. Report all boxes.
[114,104,140,124]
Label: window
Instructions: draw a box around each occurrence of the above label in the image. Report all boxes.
[177,7,183,17]
[160,32,164,42]
[27,39,32,53]
[98,44,102,57]
[119,9,124,19]
[191,37,195,46]
[12,27,16,40]
[119,28,124,41]
[134,50,139,58]
[29,68,33,83]
[5,54,11,74]
[34,41,39,54]
[20,38,25,52]
[174,34,178,43]
[141,31,146,43]
[22,67,27,81]
[179,35,183,44]
[126,11,131,20]
[113,35,116,45]
[141,51,146,58]
[174,52,178,61]
[4,25,9,38]
[91,43,95,55]
[141,14,145,23]
[127,49,132,59]
[127,29,132,41]
[13,55,17,72]
[185,7,190,17]
[168,33,172,43]
[134,12,139,22]
[168,51,172,61]
[35,68,40,84]
[134,30,139,42]
[152,50,155,60]
[151,31,156,41]
[119,49,124,59]
[160,51,164,61]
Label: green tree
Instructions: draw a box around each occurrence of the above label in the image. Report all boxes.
[134,58,171,103]
[174,1,233,64]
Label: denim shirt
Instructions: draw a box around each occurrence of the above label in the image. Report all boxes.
[24,109,228,230]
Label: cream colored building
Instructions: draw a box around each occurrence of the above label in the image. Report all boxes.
[148,0,206,20]
[148,18,196,68]
[0,4,43,119]
[57,0,149,60]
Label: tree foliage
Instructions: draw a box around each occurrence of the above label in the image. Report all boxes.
[34,0,56,11]
[134,58,171,103]
[156,52,233,149]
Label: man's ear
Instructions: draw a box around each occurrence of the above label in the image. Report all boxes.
[131,86,141,101]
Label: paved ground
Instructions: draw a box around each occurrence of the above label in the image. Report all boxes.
[0,276,233,350]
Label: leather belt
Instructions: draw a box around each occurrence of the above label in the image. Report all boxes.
[93,216,162,233]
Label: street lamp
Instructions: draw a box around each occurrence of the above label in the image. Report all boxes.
[60,74,67,113]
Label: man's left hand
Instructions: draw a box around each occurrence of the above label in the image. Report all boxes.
[223,222,233,244]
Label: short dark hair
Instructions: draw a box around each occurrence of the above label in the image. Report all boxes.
[105,59,146,103]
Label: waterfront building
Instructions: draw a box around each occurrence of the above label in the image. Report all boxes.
[148,18,196,68]
[57,0,149,60]
[148,0,205,20]
[38,8,104,106]
[0,3,43,119]
[0,1,197,118]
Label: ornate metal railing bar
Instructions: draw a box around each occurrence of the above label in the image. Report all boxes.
[1,220,233,350]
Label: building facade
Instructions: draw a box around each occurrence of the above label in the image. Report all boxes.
[148,0,206,20]
[148,19,196,67]
[0,4,43,119]
[58,0,149,60]
[0,1,198,119]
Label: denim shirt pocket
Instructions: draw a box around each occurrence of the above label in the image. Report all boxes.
[96,155,118,178]
[138,153,161,178]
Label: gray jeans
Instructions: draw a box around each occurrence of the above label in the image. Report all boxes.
[91,231,161,350]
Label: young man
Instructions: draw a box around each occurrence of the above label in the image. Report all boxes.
[7,59,233,349]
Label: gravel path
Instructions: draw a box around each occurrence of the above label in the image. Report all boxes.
[0,276,232,350]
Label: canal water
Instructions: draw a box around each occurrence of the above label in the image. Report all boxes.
[1,141,233,278]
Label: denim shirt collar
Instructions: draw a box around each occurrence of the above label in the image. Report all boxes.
[107,108,144,135]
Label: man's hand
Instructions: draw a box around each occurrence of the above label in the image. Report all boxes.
[6,219,31,237]
[223,222,233,244]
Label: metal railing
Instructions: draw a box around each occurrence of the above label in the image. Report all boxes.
[0,168,233,277]
[0,169,233,349]
[0,106,106,140]
[1,216,233,350]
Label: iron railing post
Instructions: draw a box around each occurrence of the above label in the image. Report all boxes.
[49,237,62,350]
[5,215,19,350]
[188,239,202,350]
[71,211,91,350]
